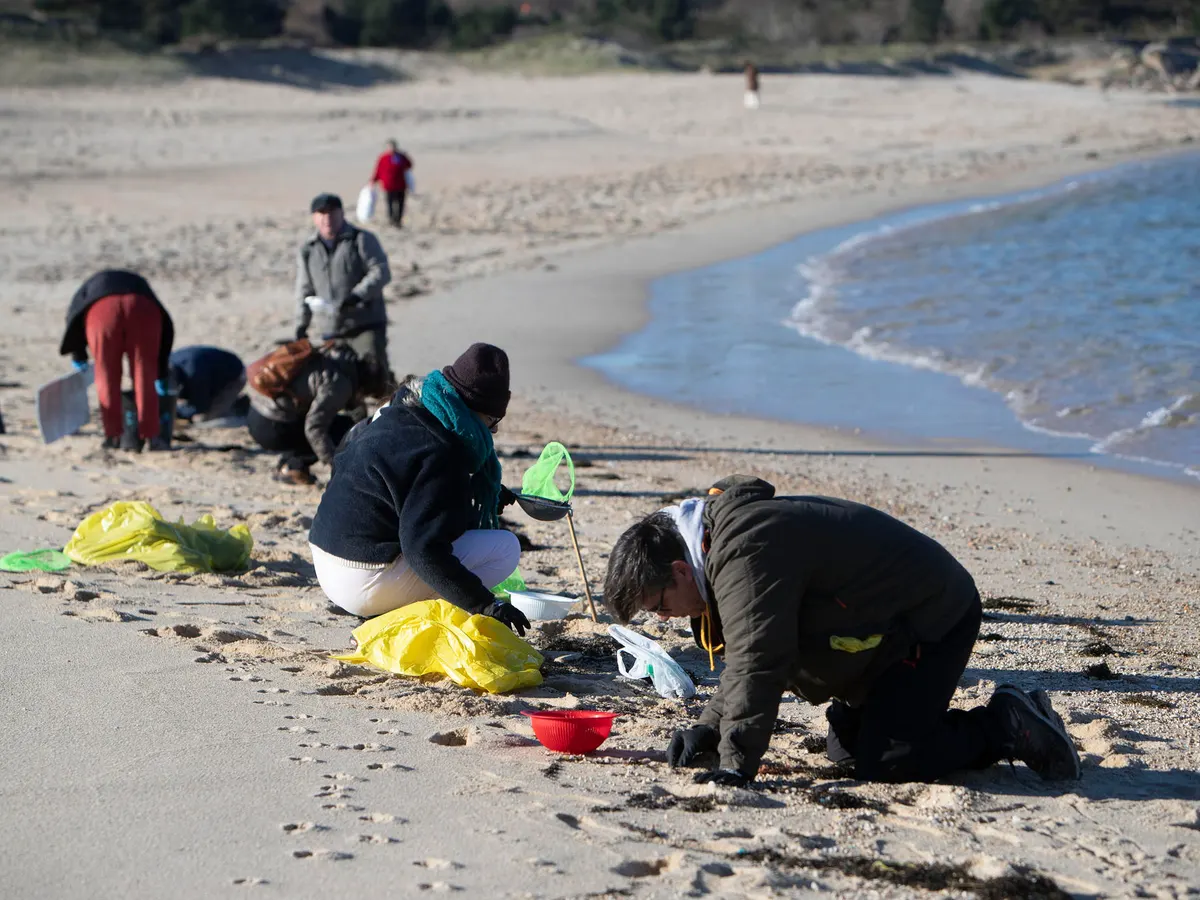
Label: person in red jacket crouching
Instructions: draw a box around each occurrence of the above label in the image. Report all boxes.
[370,139,414,228]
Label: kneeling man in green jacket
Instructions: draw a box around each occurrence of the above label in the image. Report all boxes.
[604,476,1080,786]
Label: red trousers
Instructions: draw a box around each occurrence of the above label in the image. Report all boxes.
[85,293,162,440]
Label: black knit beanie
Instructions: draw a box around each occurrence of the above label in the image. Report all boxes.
[442,343,510,419]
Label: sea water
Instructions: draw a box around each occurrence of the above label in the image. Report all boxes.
[585,154,1200,482]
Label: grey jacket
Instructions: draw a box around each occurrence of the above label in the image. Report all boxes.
[295,224,391,339]
[248,345,359,465]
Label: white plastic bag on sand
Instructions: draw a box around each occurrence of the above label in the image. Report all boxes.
[356,185,376,223]
[608,624,697,700]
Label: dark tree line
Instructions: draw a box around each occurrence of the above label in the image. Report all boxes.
[30,0,521,48]
[23,0,1200,48]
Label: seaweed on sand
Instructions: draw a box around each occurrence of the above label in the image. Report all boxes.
[1121,694,1175,709]
[732,850,1070,899]
[1084,661,1119,680]
[982,596,1039,611]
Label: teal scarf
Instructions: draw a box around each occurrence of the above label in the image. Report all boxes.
[421,369,502,530]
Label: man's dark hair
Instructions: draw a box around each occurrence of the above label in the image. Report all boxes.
[603,512,687,624]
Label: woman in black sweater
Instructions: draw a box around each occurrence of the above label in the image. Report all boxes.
[307,343,528,634]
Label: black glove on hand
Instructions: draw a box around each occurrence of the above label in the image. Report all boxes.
[666,724,719,768]
[693,768,751,788]
[294,326,308,342]
[482,601,530,637]
[498,485,518,513]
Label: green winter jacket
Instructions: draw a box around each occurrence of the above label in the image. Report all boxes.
[692,476,977,778]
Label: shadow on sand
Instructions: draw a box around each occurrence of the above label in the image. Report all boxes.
[175,46,407,90]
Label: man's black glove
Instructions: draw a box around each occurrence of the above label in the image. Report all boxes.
[666,724,719,768]
[693,768,751,788]
[481,601,530,637]
[498,486,518,513]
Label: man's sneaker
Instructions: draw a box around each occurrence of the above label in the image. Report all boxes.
[989,684,1081,781]
[100,436,121,451]
[146,436,171,452]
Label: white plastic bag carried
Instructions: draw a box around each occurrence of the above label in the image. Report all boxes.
[608,624,697,700]
[356,185,376,223]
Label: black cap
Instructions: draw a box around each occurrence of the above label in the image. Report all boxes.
[442,343,510,419]
[310,193,342,213]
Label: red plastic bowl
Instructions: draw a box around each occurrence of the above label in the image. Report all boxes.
[522,710,618,754]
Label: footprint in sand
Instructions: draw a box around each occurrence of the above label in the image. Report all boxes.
[355,834,400,845]
[283,714,316,720]
[298,742,331,749]
[1067,712,1147,768]
[314,786,355,800]
[286,756,324,764]
[231,877,268,886]
[320,803,366,812]
[321,772,367,782]
[428,728,474,747]
[416,883,462,892]
[334,742,394,752]
[291,849,353,861]
[253,700,291,707]
[413,858,463,870]
[613,855,683,878]
[360,812,408,825]
[366,762,414,771]
[281,822,328,834]
[279,726,317,734]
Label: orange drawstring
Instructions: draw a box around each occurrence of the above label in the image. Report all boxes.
[699,609,724,672]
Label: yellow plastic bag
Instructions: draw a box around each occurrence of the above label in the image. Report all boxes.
[333,598,544,694]
[64,501,253,574]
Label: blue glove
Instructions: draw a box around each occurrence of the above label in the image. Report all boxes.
[693,768,751,788]
[154,379,170,397]
[71,359,89,372]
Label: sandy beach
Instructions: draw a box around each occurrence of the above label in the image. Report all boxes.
[2,59,1200,898]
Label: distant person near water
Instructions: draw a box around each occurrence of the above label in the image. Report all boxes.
[168,346,247,423]
[60,269,175,452]
[370,140,414,229]
[744,61,760,109]
[295,192,392,391]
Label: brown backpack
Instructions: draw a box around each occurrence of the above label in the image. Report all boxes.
[247,339,326,399]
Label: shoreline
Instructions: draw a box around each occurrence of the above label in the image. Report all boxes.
[583,150,1200,487]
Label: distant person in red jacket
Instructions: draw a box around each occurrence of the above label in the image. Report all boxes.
[371,140,414,229]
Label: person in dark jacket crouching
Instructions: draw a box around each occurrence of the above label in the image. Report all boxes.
[169,345,247,422]
[307,343,527,635]
[604,475,1080,787]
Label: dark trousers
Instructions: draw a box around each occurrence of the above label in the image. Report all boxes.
[247,408,353,470]
[825,594,1004,783]
[386,190,406,227]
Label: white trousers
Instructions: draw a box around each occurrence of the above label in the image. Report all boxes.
[310,530,521,618]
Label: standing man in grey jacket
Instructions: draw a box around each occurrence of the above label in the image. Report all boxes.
[295,193,392,391]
